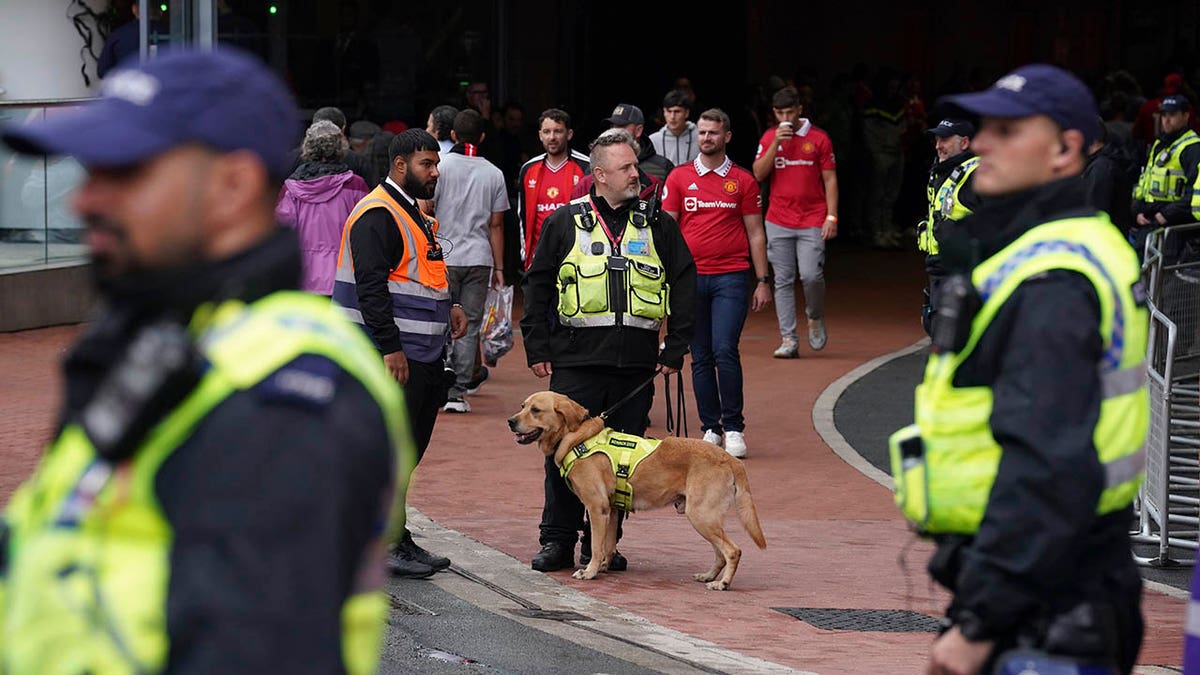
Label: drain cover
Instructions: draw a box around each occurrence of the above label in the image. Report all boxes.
[506,608,593,622]
[773,607,942,633]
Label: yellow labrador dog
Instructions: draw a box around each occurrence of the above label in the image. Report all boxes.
[507,391,766,590]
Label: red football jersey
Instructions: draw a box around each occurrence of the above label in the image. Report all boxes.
[755,119,835,229]
[663,156,762,275]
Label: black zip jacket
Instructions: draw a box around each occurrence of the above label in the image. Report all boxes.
[58,229,393,673]
[1082,143,1137,233]
[636,134,674,184]
[934,179,1144,663]
[521,187,696,370]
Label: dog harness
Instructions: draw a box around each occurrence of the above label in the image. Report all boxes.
[560,427,661,512]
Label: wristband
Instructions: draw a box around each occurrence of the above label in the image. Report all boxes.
[757,276,770,284]
[825,215,838,223]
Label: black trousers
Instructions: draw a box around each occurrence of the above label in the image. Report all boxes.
[923,270,947,337]
[402,355,452,463]
[540,365,655,546]
[395,355,450,544]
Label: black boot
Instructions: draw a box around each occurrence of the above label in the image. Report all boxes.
[578,545,627,571]
[531,541,575,571]
[386,545,435,579]
[399,531,450,571]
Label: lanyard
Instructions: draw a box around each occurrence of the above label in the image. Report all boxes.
[55,460,115,526]
[587,196,624,248]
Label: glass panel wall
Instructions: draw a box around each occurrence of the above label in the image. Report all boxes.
[0,103,89,271]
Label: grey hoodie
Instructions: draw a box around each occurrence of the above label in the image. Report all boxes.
[650,121,699,166]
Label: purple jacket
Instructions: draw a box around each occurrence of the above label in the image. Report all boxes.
[275,167,369,295]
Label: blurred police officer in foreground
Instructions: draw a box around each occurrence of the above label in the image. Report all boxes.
[0,48,413,673]
[889,65,1148,675]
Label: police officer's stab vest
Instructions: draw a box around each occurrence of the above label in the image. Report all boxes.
[332,185,451,362]
[889,214,1149,535]
[919,157,979,255]
[0,292,413,675]
[556,196,669,331]
[560,428,661,512]
[1134,129,1200,204]
[1191,166,1200,221]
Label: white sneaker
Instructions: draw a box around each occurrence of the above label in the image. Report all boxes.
[808,319,827,351]
[702,429,723,447]
[773,337,799,359]
[443,397,470,413]
[724,431,747,458]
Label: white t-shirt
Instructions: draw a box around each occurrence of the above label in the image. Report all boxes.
[430,151,510,268]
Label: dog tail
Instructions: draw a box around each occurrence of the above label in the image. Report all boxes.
[732,462,766,549]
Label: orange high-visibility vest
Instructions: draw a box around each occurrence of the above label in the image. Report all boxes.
[332,185,451,362]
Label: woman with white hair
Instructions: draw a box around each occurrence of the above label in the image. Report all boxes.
[275,119,369,295]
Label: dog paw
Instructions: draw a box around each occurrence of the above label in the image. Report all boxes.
[705,580,730,591]
[693,572,717,582]
[573,568,598,580]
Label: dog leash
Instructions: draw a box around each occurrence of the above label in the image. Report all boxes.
[598,366,663,421]
[663,369,688,438]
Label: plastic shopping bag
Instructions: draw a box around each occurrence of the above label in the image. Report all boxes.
[481,284,514,366]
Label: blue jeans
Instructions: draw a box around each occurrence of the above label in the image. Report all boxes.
[690,271,749,434]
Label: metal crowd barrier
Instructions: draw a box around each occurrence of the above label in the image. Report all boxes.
[1132,223,1200,568]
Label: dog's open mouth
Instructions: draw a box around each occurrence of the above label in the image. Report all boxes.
[514,428,543,445]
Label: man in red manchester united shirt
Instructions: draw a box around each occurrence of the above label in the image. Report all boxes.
[664,108,770,458]
[516,108,590,269]
[753,86,839,358]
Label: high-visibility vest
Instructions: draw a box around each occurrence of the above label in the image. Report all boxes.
[0,292,413,675]
[560,427,661,512]
[889,213,1149,535]
[332,185,451,362]
[1134,129,1200,203]
[556,196,669,331]
[919,157,980,255]
[1192,167,1200,221]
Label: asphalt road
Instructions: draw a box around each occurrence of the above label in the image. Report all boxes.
[380,512,808,675]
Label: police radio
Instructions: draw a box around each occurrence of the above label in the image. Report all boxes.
[930,274,980,354]
[641,183,664,228]
[80,321,203,462]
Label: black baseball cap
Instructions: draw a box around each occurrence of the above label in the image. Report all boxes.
[928,118,975,138]
[2,47,300,179]
[1160,95,1191,113]
[604,103,645,126]
[941,64,1101,147]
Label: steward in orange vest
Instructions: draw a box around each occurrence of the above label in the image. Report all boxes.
[332,129,467,579]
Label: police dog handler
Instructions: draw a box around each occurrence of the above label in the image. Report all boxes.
[889,64,1148,675]
[0,48,414,673]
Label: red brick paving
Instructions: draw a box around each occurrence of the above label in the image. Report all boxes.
[0,245,1185,672]
[0,325,78,498]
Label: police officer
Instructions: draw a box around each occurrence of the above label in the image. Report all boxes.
[0,48,411,673]
[888,65,1148,675]
[521,128,696,572]
[333,128,468,578]
[918,118,981,336]
[1131,93,1200,259]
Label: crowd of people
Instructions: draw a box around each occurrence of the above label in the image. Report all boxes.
[7,40,1200,673]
